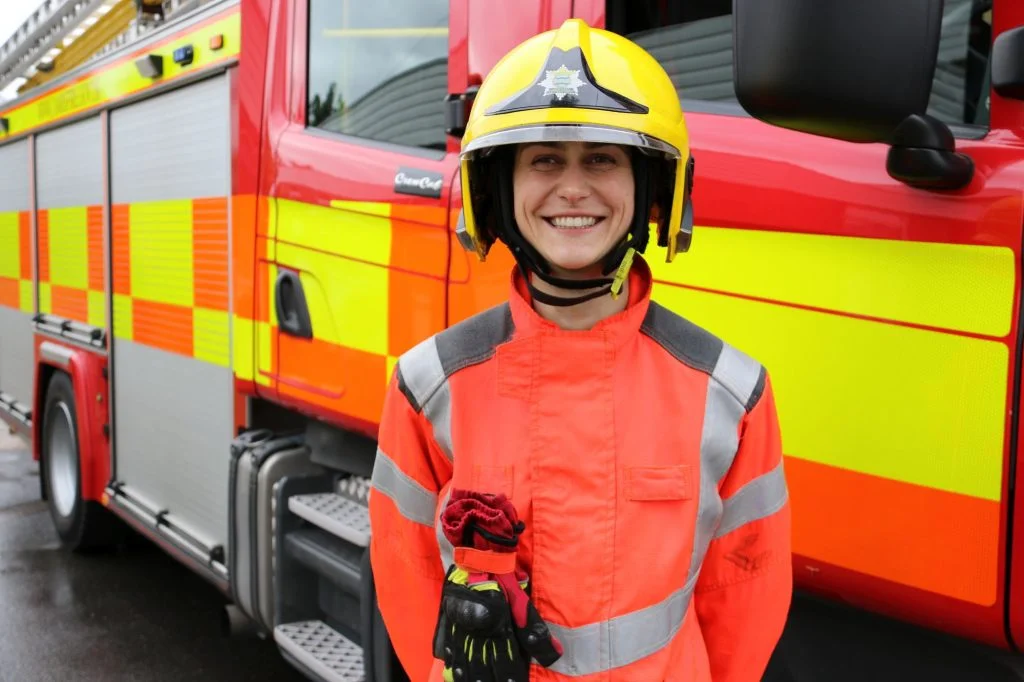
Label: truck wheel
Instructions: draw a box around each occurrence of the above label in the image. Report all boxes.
[42,372,116,551]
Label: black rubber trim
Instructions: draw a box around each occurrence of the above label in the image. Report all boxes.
[395,365,421,413]
[275,269,314,339]
[1003,239,1024,653]
[746,365,768,413]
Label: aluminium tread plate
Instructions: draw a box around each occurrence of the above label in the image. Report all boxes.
[274,621,364,682]
[289,493,370,548]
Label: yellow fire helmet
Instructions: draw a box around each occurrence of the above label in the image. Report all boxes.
[457,18,694,306]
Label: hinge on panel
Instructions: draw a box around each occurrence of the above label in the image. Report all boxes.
[445,86,479,138]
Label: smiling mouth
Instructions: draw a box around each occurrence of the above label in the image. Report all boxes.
[544,216,605,229]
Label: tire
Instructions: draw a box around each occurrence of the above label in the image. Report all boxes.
[42,371,117,551]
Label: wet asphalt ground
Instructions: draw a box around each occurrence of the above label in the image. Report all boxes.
[0,429,304,682]
[2,427,1024,682]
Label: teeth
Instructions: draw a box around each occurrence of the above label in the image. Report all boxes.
[550,216,598,229]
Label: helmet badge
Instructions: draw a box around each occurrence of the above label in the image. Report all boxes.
[538,65,585,101]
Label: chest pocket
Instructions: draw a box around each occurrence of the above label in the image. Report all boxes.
[625,464,694,501]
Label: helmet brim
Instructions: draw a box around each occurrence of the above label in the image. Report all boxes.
[461,124,680,160]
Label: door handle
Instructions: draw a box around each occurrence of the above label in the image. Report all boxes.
[274,269,313,339]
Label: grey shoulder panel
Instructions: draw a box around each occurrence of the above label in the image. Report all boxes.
[641,301,765,412]
[397,303,513,414]
[640,301,723,376]
[436,303,515,376]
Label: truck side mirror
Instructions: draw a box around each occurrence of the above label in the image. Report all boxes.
[732,0,944,144]
[993,26,1024,100]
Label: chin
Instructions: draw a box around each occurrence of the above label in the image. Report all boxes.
[543,251,607,277]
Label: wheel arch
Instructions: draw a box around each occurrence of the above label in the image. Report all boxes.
[34,339,110,504]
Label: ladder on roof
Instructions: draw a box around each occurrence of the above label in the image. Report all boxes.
[0,0,214,96]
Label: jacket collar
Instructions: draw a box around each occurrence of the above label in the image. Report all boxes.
[508,254,653,347]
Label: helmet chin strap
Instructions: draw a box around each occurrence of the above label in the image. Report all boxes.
[493,149,654,308]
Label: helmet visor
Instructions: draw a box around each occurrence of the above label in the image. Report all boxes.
[462,124,680,160]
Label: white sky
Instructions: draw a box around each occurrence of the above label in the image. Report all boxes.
[0,0,50,101]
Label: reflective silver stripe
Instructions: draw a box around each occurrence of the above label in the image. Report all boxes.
[423,380,453,461]
[716,343,764,411]
[370,447,437,527]
[398,337,453,461]
[435,487,454,572]
[547,572,699,677]
[688,343,764,585]
[715,461,788,539]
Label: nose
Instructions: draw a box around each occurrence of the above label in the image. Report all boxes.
[555,163,591,204]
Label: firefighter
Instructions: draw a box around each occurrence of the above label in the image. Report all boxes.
[369,18,792,682]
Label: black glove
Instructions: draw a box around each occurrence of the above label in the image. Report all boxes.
[432,566,530,682]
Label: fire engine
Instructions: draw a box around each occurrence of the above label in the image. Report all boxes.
[0,0,1022,678]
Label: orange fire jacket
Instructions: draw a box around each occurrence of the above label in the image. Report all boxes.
[369,256,792,681]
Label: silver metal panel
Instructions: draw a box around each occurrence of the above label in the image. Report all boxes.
[0,140,30,211]
[109,73,232,551]
[113,339,233,548]
[36,116,103,208]
[0,308,34,407]
[110,75,230,204]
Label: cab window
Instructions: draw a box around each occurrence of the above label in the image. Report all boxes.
[306,0,450,150]
[604,0,993,129]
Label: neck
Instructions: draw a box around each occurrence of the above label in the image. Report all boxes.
[530,272,630,330]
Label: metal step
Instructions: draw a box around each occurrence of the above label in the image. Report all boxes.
[289,493,370,548]
[275,620,364,682]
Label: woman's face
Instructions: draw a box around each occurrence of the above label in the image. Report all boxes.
[512,141,634,278]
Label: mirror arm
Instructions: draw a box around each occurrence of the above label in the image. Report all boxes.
[886,147,974,191]
[885,113,975,191]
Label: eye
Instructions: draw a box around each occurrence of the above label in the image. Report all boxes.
[587,153,618,168]
[531,154,562,169]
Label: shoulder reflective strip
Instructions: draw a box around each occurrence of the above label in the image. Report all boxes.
[436,487,454,571]
[398,337,444,413]
[640,301,722,375]
[370,446,437,527]
[547,571,698,677]
[688,343,764,585]
[424,382,454,462]
[714,460,789,539]
[397,338,453,461]
[397,303,515,462]
[715,343,766,411]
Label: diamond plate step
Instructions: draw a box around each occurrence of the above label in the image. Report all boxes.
[289,493,370,547]
[275,620,364,682]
